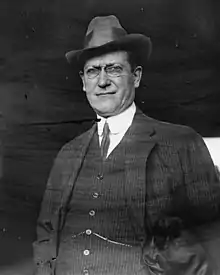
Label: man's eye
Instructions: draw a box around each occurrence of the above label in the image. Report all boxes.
[107,66,123,74]
[86,68,99,76]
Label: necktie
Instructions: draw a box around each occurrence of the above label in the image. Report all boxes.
[100,121,110,160]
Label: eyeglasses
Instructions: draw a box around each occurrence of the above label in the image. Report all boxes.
[80,64,128,79]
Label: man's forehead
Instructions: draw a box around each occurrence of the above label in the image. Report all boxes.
[84,51,129,67]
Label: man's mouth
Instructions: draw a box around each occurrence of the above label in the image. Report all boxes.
[97,91,116,96]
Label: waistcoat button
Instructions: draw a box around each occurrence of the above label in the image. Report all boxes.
[86,229,92,235]
[97,174,103,180]
[92,192,99,198]
[83,249,90,256]
[89,210,95,216]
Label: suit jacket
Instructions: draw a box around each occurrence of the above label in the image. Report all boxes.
[33,108,220,275]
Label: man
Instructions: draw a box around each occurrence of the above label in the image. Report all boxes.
[33,15,220,275]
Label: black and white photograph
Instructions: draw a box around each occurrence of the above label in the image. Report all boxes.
[0,0,220,274]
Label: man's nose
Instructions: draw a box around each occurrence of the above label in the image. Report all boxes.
[98,69,111,88]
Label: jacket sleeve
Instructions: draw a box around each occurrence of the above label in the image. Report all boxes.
[143,127,220,274]
[32,150,65,275]
[176,129,220,225]
[145,127,220,227]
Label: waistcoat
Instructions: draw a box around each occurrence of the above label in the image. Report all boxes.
[55,130,150,275]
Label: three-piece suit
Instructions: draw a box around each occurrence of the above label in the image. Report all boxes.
[33,108,220,275]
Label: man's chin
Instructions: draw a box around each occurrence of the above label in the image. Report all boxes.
[94,107,118,118]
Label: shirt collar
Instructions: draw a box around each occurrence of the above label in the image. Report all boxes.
[97,102,136,136]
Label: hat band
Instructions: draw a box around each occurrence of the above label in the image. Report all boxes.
[83,27,127,49]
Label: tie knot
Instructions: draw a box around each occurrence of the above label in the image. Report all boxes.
[102,121,110,136]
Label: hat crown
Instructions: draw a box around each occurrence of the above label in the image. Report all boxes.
[65,14,152,65]
[84,15,127,48]
[86,15,123,34]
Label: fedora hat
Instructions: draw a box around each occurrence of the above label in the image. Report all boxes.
[65,15,152,66]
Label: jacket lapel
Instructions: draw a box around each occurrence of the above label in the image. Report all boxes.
[60,124,97,215]
[123,108,156,237]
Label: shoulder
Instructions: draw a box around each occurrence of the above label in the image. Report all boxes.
[151,118,198,142]
[138,110,200,144]
[56,125,96,159]
[135,111,208,158]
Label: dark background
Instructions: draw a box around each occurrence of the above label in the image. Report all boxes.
[0,0,220,273]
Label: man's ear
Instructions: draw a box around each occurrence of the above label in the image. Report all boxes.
[79,71,86,92]
[133,66,143,88]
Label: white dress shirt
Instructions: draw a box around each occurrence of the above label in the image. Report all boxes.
[97,102,136,158]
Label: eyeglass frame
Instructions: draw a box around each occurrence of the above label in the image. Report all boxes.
[79,63,133,79]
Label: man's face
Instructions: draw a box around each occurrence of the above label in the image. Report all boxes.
[80,51,142,117]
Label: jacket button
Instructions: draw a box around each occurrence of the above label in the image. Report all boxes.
[89,210,95,216]
[83,249,90,256]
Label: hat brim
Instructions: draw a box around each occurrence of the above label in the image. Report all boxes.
[65,33,152,67]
